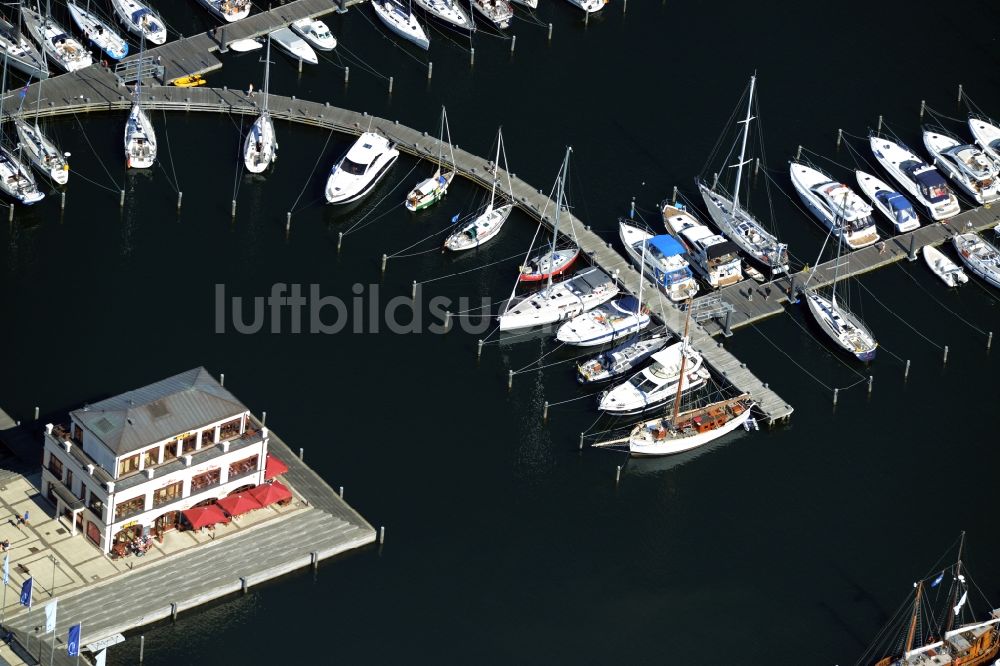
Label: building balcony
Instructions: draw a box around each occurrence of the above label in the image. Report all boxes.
[46,426,114,485]
[43,471,85,512]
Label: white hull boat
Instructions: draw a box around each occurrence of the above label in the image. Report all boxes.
[110,0,166,45]
[67,2,128,60]
[372,0,429,50]
[565,0,606,12]
[0,147,44,205]
[855,170,920,233]
[804,290,877,362]
[556,296,650,347]
[325,132,399,205]
[413,0,474,32]
[291,18,336,50]
[699,182,788,274]
[15,118,68,185]
[599,342,709,415]
[445,204,512,251]
[472,0,513,29]
[21,7,92,73]
[870,135,960,221]
[270,27,318,64]
[923,245,967,288]
[619,220,699,302]
[511,0,537,7]
[923,128,1000,204]
[953,233,1000,290]
[661,202,742,288]
[407,107,455,212]
[229,38,262,52]
[0,16,47,79]
[577,333,668,384]
[790,162,879,250]
[197,0,251,22]
[244,36,276,174]
[519,248,579,282]
[125,103,156,169]
[968,116,1000,164]
[499,267,619,332]
[628,396,754,457]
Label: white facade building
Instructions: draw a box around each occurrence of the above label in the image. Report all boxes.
[41,368,268,554]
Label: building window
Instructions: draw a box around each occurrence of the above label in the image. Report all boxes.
[48,454,64,480]
[114,495,145,521]
[219,418,242,441]
[117,454,140,477]
[88,492,104,519]
[201,427,216,446]
[86,521,101,546]
[65,470,74,495]
[191,468,220,494]
[163,441,178,462]
[228,455,258,479]
[179,433,198,455]
[153,482,183,508]
[142,447,159,468]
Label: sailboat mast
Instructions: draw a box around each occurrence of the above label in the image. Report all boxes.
[262,34,270,114]
[547,148,570,290]
[730,75,756,215]
[488,131,501,209]
[670,303,693,425]
[944,531,967,635]
[635,228,645,318]
[905,581,923,654]
[830,190,850,309]
[435,105,444,172]
[34,22,47,125]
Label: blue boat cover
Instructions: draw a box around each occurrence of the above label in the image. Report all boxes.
[648,235,685,257]
[913,168,947,191]
[131,8,149,23]
[615,295,640,312]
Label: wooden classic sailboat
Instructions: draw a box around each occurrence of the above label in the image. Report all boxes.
[868,534,1000,666]
[406,106,454,212]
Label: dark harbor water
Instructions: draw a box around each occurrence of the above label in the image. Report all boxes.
[1,0,1000,663]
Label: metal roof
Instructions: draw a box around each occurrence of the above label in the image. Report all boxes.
[71,368,247,457]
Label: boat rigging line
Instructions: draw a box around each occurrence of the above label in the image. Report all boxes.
[341,159,421,236]
[852,279,944,350]
[418,250,526,285]
[156,108,180,194]
[288,124,338,214]
[69,110,120,194]
[355,6,429,69]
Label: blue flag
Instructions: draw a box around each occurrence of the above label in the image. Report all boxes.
[931,572,944,587]
[18,85,27,99]
[67,623,81,657]
[450,212,460,224]
[2,553,8,586]
[19,577,32,608]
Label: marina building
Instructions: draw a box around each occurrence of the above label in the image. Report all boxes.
[40,368,271,553]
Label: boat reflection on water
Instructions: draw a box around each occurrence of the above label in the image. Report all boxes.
[615,424,754,478]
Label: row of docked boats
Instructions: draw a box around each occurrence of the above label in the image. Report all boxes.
[372,0,608,50]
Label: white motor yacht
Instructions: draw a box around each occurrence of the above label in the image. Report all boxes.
[270,27,318,64]
[968,116,1000,163]
[661,202,742,288]
[555,296,650,347]
[619,220,699,302]
[790,162,879,250]
[855,170,920,233]
[953,233,1000,290]
[869,134,960,220]
[291,18,337,50]
[325,132,399,205]
[599,342,709,415]
[923,128,1000,204]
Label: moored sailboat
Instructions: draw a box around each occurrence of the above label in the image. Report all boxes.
[21,4,91,73]
[0,52,44,203]
[445,129,513,251]
[67,1,128,60]
[110,0,166,45]
[243,36,276,174]
[405,106,454,212]
[0,14,47,79]
[372,0,429,50]
[413,0,474,32]
[14,41,68,185]
[124,48,156,170]
[471,0,513,29]
[519,147,580,282]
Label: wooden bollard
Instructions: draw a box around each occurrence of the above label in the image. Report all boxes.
[671,185,677,204]
[958,83,963,103]
[171,603,178,621]
[477,339,483,359]
[381,253,387,273]
[337,231,343,252]
[615,465,621,484]
[139,635,145,663]
[298,57,302,73]
[298,447,304,461]
[877,114,883,133]
[904,359,911,380]
[444,310,451,331]
[754,157,760,176]
[510,35,516,53]
[120,189,125,207]
[796,145,802,160]
[507,369,513,390]
[919,100,925,119]
[339,486,344,498]
[33,406,39,420]
[240,577,248,593]
[220,373,225,386]
[261,410,267,425]
[542,401,549,422]
[177,191,183,210]
[629,198,635,218]
[832,388,839,405]
[867,375,873,395]
[712,171,718,189]
[943,345,949,365]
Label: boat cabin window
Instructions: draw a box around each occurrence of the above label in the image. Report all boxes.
[340,158,368,175]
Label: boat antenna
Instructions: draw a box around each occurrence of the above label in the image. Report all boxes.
[670,301,693,425]
[943,531,967,635]
[729,74,756,215]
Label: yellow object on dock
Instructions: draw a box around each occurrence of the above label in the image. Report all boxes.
[170,74,206,87]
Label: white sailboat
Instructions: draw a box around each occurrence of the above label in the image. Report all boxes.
[801,203,877,362]
[21,4,91,73]
[698,76,789,276]
[412,0,474,33]
[869,134,960,221]
[67,1,128,60]
[471,0,513,29]
[124,46,156,170]
[14,42,68,184]
[520,147,579,282]
[565,0,606,12]
[196,0,250,22]
[922,245,968,288]
[952,233,1000,290]
[291,18,337,50]
[498,149,619,332]
[325,132,399,205]
[789,161,880,250]
[110,0,166,45]
[0,54,43,204]
[270,27,318,64]
[968,116,1000,163]
[406,106,454,212]
[923,127,1000,204]
[599,342,710,415]
[0,14,47,79]
[372,0,429,50]
[661,202,742,288]
[854,170,920,233]
[445,129,513,251]
[510,0,537,8]
[619,219,699,302]
[243,36,276,174]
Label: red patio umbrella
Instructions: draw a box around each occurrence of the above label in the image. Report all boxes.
[249,481,292,507]
[181,504,231,530]
[217,492,263,517]
[264,454,289,480]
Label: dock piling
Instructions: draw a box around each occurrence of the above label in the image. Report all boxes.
[510,35,516,54]
[507,369,513,390]
[579,432,584,450]
[261,410,267,425]
[219,373,225,387]
[60,191,65,210]
[171,603,178,622]
[379,526,385,544]
[547,22,552,40]
[542,401,549,422]
[470,48,475,67]
[33,406,38,420]
[339,486,344,498]
[722,309,732,337]
[584,9,588,25]
[671,185,677,204]
[177,191,183,211]
[867,375,873,395]
[344,66,349,84]
[920,100,925,119]
[796,145,802,160]
[615,465,621,484]
[836,128,843,148]
[987,331,993,350]
[712,172,718,190]
[476,339,483,359]
[629,197,635,219]
[904,359,910,380]
[388,76,393,94]
[958,83,963,103]
[381,253,387,274]
[832,388,839,405]
[337,232,343,252]
[411,280,417,300]
[877,114,883,133]
[907,235,916,261]
[943,345,949,365]
[7,204,11,222]
[754,157,760,176]
[311,552,319,571]
[120,189,125,207]
[231,199,236,217]
[444,310,452,332]
[427,61,432,80]
[240,577,248,594]
[139,635,144,663]
[298,57,302,74]
[298,447,304,461]
[286,212,291,232]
